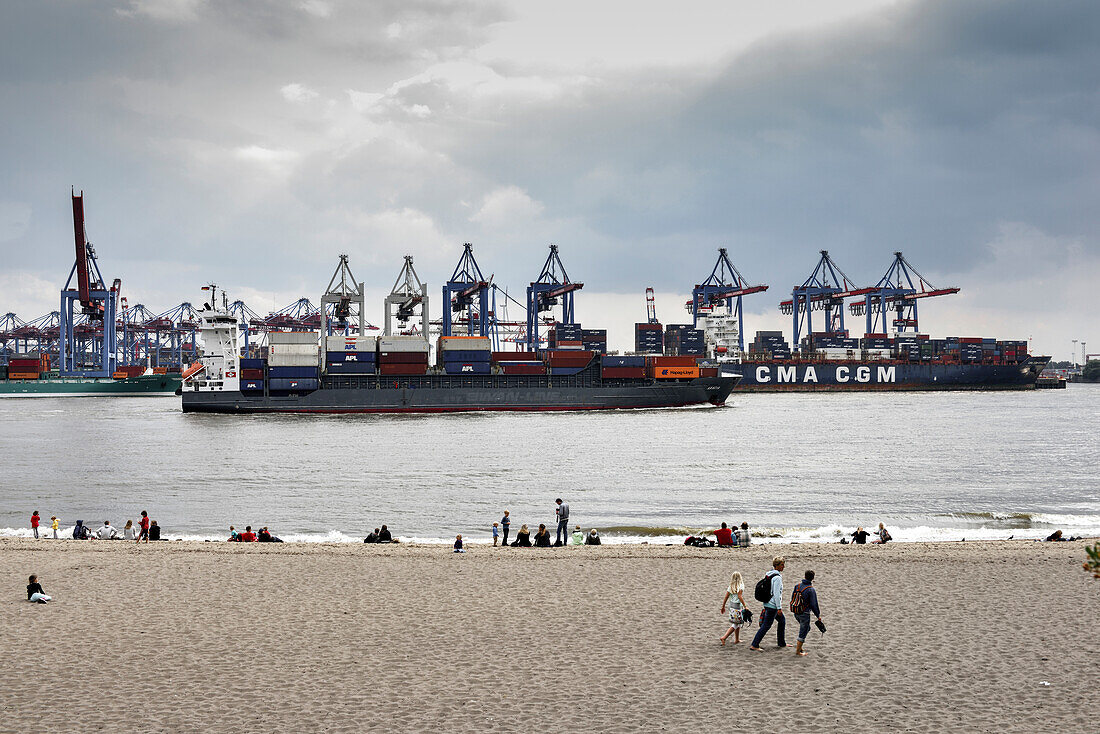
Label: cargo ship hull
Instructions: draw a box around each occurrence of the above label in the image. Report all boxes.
[0,374,181,398]
[181,374,739,413]
[732,358,1048,392]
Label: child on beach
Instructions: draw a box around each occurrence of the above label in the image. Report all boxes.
[719,571,747,645]
[27,574,51,603]
[571,525,583,545]
[51,516,59,539]
[31,511,40,539]
[454,534,465,553]
[492,523,499,546]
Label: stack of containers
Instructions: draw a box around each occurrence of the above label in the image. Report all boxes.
[548,322,584,350]
[438,336,491,375]
[378,336,429,375]
[600,355,646,379]
[957,337,984,363]
[492,351,545,375]
[581,329,607,354]
[893,334,924,362]
[635,323,663,353]
[646,355,699,379]
[240,357,265,393]
[268,331,320,392]
[750,332,791,359]
[982,337,997,361]
[679,328,706,356]
[663,324,689,355]
[6,353,48,379]
[325,334,378,375]
[544,350,594,376]
[998,340,1026,364]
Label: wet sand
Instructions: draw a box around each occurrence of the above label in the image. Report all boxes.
[2,538,1096,733]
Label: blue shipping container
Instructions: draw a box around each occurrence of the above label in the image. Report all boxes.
[326,351,376,363]
[240,379,264,391]
[268,378,319,391]
[325,362,377,374]
[443,362,492,375]
[240,358,265,370]
[268,366,319,378]
[602,356,646,367]
[550,366,584,376]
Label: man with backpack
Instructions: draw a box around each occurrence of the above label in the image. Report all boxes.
[750,556,787,651]
[790,570,822,657]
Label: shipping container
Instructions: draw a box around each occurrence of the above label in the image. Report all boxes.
[241,368,265,380]
[443,362,492,375]
[269,331,319,345]
[268,377,319,391]
[492,351,538,362]
[325,335,377,353]
[268,366,319,378]
[240,379,265,391]
[501,364,546,375]
[325,351,376,363]
[240,358,265,370]
[377,336,429,353]
[601,355,646,368]
[439,350,491,362]
[648,356,697,367]
[550,366,584,376]
[378,352,430,364]
[325,362,377,374]
[378,363,428,376]
[438,336,491,351]
[650,365,699,379]
[600,367,646,378]
[7,372,40,379]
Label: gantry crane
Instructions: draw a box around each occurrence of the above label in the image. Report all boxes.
[384,255,429,341]
[646,287,658,324]
[688,248,768,352]
[779,250,872,345]
[526,244,583,350]
[443,243,491,337]
[848,252,959,334]
[321,254,367,338]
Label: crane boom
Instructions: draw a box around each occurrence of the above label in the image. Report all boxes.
[72,191,92,308]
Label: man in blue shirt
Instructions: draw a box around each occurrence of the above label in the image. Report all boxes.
[750,556,787,651]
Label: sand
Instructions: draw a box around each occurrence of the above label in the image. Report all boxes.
[2,538,1096,733]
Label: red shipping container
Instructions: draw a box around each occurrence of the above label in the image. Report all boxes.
[546,350,594,363]
[378,352,429,364]
[600,367,645,378]
[241,369,265,380]
[8,359,40,368]
[648,356,697,367]
[699,367,719,378]
[379,363,427,375]
[492,351,538,362]
[502,364,547,375]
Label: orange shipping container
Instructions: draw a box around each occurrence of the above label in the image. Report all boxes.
[8,372,40,379]
[650,365,699,379]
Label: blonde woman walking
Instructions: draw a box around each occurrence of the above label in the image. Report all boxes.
[719,571,748,645]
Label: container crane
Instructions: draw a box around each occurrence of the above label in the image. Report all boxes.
[442,243,491,337]
[526,244,583,350]
[321,254,368,339]
[779,250,872,346]
[848,252,959,335]
[1,313,26,362]
[60,191,119,377]
[384,255,429,341]
[688,248,768,352]
[646,287,658,324]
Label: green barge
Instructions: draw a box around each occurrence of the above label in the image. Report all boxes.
[0,373,181,397]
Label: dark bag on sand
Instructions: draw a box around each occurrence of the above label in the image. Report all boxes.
[754,574,773,604]
[685,536,713,547]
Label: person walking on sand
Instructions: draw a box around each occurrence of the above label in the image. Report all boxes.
[31,511,40,539]
[27,574,51,603]
[719,571,749,645]
[750,556,787,651]
[555,498,570,546]
[51,516,59,539]
[137,511,150,543]
[790,570,822,657]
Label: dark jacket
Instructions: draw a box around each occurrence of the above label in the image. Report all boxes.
[793,580,820,617]
[534,531,551,547]
[512,531,531,547]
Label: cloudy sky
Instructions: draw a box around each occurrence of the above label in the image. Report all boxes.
[1,0,1097,358]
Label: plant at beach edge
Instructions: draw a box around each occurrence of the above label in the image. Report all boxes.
[1085,542,1100,580]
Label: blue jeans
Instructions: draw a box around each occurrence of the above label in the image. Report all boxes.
[795,612,812,642]
[556,519,568,544]
[751,607,786,648]
[502,527,509,545]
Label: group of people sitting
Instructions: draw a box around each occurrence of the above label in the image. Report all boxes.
[363,525,397,543]
[507,523,601,547]
[72,519,160,541]
[686,522,752,548]
[228,525,283,542]
[842,523,891,544]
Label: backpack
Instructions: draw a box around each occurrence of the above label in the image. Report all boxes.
[754,572,774,604]
[790,581,809,614]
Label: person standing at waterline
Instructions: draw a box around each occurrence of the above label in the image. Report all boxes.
[31,511,40,539]
[750,557,787,651]
[555,498,570,546]
[500,511,510,547]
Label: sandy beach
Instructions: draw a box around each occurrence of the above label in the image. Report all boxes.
[2,538,1096,733]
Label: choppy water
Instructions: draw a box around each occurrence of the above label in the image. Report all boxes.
[1,386,1097,544]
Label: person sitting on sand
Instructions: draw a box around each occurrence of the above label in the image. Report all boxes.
[534,523,552,547]
[851,527,870,545]
[148,521,161,541]
[123,520,136,541]
[96,520,118,540]
[1045,530,1067,542]
[228,526,239,541]
[453,534,465,553]
[584,529,601,546]
[27,574,51,604]
[238,525,257,542]
[873,523,892,544]
[72,520,88,540]
[712,522,734,547]
[377,525,392,543]
[364,528,380,544]
[511,524,532,547]
[571,525,584,545]
[736,522,751,547]
[719,571,748,645]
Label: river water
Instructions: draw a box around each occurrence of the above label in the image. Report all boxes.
[1,386,1097,544]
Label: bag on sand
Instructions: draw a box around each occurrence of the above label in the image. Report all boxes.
[754,573,773,604]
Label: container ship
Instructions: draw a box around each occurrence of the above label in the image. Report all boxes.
[180,300,739,414]
[0,355,181,398]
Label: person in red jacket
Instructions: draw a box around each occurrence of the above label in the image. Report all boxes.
[712,522,734,547]
[31,511,40,539]
[137,511,150,543]
[238,525,257,542]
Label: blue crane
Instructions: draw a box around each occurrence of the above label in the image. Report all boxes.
[442,243,491,337]
[689,247,768,352]
[849,252,959,334]
[526,244,582,351]
[60,191,119,377]
[779,250,873,346]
